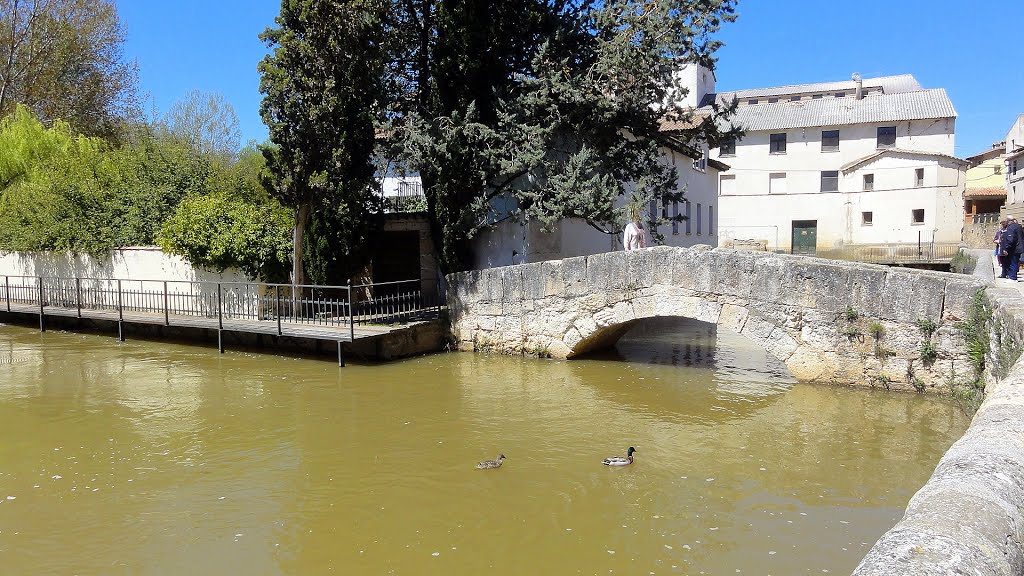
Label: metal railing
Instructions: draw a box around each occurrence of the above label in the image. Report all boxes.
[0,275,443,341]
[816,242,962,264]
[971,212,1001,224]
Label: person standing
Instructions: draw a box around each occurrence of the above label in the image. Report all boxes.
[623,210,647,251]
[1001,216,1023,281]
[996,219,1008,278]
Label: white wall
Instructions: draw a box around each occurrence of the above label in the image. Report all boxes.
[719,156,964,251]
[0,247,251,285]
[714,117,961,251]
[470,144,721,270]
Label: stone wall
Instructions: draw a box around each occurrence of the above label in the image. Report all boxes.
[0,247,250,284]
[447,245,985,390]
[853,283,1024,575]
[964,220,999,250]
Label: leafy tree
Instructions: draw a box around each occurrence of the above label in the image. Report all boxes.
[258,0,386,286]
[386,0,741,272]
[165,90,241,162]
[157,193,292,282]
[0,0,140,140]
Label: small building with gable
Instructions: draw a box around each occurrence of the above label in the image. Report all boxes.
[704,74,966,263]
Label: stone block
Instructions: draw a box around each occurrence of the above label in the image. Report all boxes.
[625,249,657,289]
[670,247,714,293]
[943,277,985,323]
[562,256,588,297]
[880,269,945,323]
[719,303,749,333]
[540,260,565,298]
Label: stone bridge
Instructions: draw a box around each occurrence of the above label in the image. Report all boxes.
[447,245,985,389]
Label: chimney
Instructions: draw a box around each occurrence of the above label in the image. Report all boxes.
[852,72,863,100]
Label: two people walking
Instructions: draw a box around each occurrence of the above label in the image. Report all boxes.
[997,216,1024,281]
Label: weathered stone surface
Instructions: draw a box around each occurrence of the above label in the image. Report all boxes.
[853,293,1024,576]
[447,246,977,391]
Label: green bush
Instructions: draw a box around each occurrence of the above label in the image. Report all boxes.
[158,193,292,282]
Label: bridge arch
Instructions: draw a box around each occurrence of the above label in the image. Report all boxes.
[447,246,983,389]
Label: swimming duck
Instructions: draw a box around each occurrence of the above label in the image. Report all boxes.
[475,454,506,469]
[602,447,636,466]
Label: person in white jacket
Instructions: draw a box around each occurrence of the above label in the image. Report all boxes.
[623,214,647,251]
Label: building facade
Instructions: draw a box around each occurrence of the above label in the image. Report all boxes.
[1003,114,1024,219]
[471,63,725,269]
[705,74,966,262]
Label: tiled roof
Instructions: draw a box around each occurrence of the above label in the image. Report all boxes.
[696,74,956,132]
[840,149,969,173]
[964,187,1007,199]
[703,89,956,132]
[704,74,922,104]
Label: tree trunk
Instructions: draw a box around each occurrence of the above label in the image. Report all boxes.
[291,200,311,317]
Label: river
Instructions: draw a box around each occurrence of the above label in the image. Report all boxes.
[0,319,968,575]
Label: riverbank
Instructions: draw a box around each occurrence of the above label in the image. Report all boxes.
[853,278,1024,574]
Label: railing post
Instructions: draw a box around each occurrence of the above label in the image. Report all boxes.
[217,283,224,353]
[163,281,169,326]
[75,278,82,318]
[348,281,354,342]
[276,285,282,336]
[117,279,124,342]
[37,276,44,333]
[5,276,10,313]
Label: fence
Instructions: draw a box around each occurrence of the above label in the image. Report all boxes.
[817,242,962,264]
[1,276,442,343]
[971,212,1000,224]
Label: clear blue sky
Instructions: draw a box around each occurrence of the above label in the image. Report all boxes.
[117,0,1021,157]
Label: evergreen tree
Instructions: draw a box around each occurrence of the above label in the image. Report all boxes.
[387,0,741,272]
[258,0,386,285]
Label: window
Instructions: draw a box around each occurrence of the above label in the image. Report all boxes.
[834,92,846,98]
[708,205,714,235]
[877,126,897,148]
[915,168,925,187]
[696,203,702,235]
[790,96,801,102]
[912,209,925,224]
[720,174,736,196]
[649,199,657,228]
[770,133,787,154]
[672,200,679,235]
[768,97,779,103]
[692,152,707,172]
[812,94,823,99]
[719,137,736,156]
[821,130,840,152]
[862,211,873,226]
[863,173,874,191]
[769,172,787,194]
[821,170,839,192]
[748,99,758,105]
[685,200,692,234]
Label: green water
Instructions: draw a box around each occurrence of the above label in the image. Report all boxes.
[0,318,967,575]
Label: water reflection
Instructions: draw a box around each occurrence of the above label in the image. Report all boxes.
[0,323,968,576]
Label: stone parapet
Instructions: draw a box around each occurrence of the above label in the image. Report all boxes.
[447,246,984,391]
[852,283,1024,575]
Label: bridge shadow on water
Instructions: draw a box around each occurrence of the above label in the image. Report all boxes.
[570,317,798,424]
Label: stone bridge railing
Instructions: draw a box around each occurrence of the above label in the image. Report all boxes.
[447,246,984,390]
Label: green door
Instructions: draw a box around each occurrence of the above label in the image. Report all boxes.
[791,220,817,255]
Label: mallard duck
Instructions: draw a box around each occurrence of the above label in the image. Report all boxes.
[602,447,636,466]
[475,454,506,469]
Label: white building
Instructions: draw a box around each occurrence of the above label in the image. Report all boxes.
[472,63,727,269]
[1003,114,1024,218]
[704,74,966,260]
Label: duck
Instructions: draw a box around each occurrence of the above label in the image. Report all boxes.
[602,447,636,466]
[475,454,506,469]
